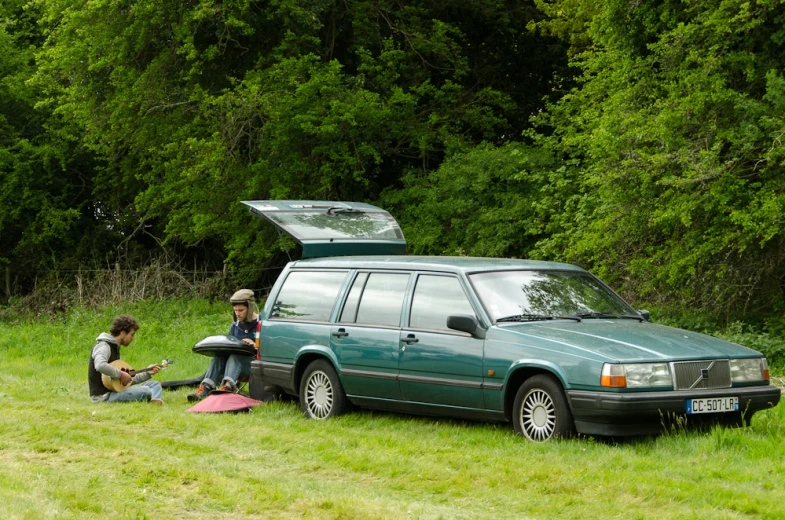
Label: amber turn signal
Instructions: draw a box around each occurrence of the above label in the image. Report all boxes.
[600,363,627,388]
[601,375,627,388]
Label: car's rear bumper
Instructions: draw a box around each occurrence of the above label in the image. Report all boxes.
[566,385,781,436]
[251,359,296,393]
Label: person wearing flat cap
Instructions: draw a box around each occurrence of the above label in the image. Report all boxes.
[187,289,258,401]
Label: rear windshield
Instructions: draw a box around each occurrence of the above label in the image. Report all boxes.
[469,270,635,321]
[263,211,404,241]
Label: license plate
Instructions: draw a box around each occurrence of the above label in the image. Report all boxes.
[686,396,739,414]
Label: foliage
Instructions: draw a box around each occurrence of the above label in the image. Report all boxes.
[526,0,785,320]
[20,0,565,286]
[713,322,785,371]
[0,259,261,319]
[2,0,785,326]
[0,0,116,283]
[382,142,569,258]
[381,1,785,323]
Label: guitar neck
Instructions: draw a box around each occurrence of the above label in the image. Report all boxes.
[129,360,172,377]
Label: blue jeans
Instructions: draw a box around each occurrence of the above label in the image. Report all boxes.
[106,380,163,403]
[203,354,252,388]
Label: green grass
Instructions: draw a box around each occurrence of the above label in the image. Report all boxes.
[1,300,784,519]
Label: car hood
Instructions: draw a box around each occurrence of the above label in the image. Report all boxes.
[493,320,762,362]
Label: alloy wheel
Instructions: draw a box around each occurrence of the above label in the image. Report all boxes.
[305,370,334,419]
[520,388,556,441]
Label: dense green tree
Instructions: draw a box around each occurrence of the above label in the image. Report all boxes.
[6,0,784,328]
[0,0,122,295]
[529,0,785,321]
[31,0,566,273]
[382,142,566,258]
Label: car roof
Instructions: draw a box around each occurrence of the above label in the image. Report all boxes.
[290,255,585,274]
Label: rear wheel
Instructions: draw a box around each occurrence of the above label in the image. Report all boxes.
[512,375,575,441]
[299,359,349,420]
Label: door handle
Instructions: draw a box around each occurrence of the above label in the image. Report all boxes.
[401,335,419,344]
[332,329,349,337]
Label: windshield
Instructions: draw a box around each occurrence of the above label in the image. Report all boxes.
[469,270,636,322]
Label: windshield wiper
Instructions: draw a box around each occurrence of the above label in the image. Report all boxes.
[326,207,364,215]
[497,314,582,323]
[575,312,644,322]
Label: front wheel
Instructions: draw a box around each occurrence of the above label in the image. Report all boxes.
[512,375,575,441]
[299,359,349,420]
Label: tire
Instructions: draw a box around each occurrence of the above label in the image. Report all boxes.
[299,359,349,420]
[512,374,575,441]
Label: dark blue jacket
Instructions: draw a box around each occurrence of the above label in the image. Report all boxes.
[229,319,258,343]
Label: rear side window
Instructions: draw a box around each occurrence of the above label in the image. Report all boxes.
[353,272,409,327]
[271,271,348,322]
[410,275,475,331]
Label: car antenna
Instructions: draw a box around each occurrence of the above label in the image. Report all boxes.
[275,227,292,262]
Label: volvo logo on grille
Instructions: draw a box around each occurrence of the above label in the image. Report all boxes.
[688,362,717,389]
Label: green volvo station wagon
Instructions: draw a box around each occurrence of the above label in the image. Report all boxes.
[246,200,780,441]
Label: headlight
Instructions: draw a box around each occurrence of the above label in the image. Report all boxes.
[730,358,769,383]
[601,363,672,388]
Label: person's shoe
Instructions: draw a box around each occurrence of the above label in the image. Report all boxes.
[149,399,163,405]
[187,384,212,402]
[211,380,237,394]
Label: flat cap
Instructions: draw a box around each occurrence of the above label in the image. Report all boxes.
[229,289,255,304]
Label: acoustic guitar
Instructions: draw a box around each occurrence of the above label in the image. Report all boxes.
[102,359,173,392]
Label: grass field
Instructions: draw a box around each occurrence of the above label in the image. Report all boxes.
[1,300,784,519]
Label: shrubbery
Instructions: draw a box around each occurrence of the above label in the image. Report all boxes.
[2,1,784,328]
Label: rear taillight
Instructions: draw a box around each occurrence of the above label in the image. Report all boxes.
[255,320,261,360]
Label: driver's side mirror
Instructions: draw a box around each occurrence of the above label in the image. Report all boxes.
[447,314,486,339]
[638,310,650,322]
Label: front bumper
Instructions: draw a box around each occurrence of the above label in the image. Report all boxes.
[566,385,781,436]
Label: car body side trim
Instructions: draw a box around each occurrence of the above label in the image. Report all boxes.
[347,395,507,422]
[341,368,502,390]
[397,374,483,389]
[341,368,398,381]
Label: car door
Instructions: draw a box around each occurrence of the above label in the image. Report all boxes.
[259,269,349,391]
[398,273,486,409]
[331,271,410,400]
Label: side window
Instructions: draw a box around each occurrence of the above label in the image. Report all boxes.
[271,271,347,322]
[354,273,410,327]
[410,275,475,331]
[339,272,369,323]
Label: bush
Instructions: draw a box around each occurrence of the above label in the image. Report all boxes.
[712,323,785,371]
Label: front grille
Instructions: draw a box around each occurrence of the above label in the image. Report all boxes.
[673,360,731,390]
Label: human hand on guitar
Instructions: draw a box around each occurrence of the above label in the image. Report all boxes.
[104,359,172,392]
[119,371,133,385]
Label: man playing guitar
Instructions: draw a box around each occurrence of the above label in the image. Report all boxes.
[88,315,164,404]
